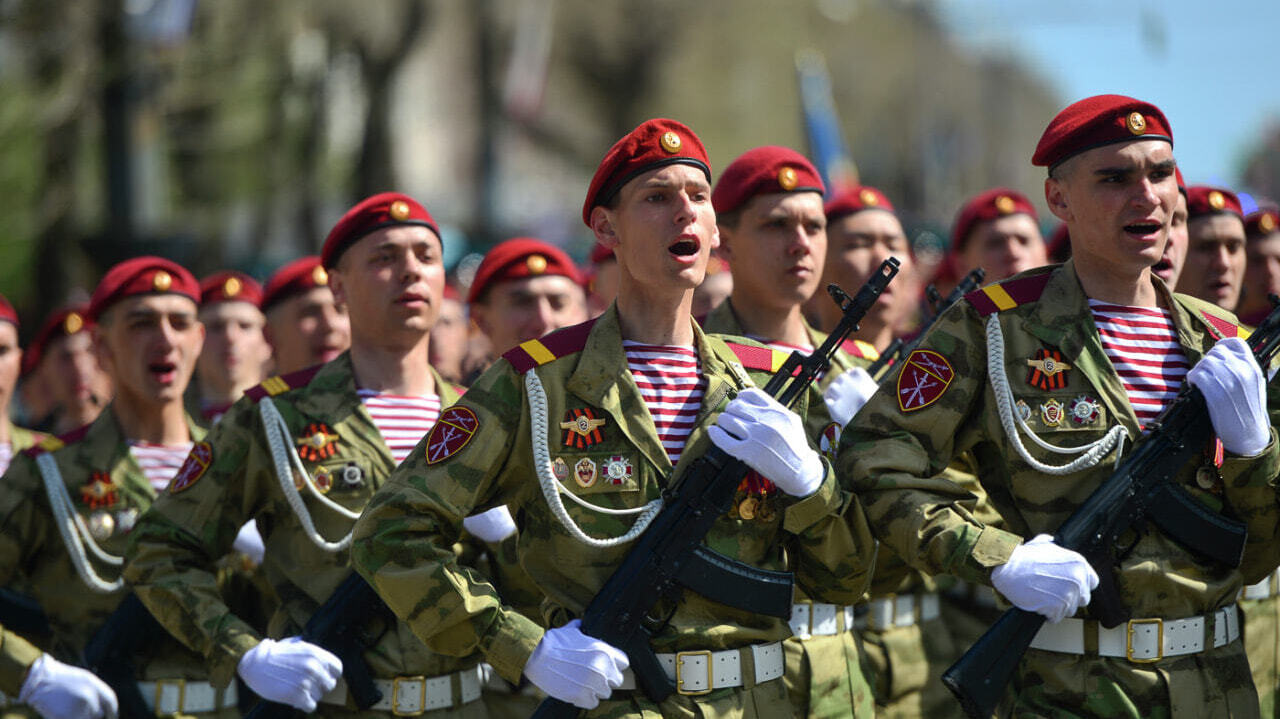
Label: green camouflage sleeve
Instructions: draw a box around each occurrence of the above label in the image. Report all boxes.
[1222,389,1280,584]
[0,456,53,588]
[0,624,40,696]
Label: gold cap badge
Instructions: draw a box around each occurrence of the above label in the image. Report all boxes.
[777,167,798,191]
[223,277,242,297]
[1208,191,1225,210]
[1262,213,1278,232]
[152,271,172,292]
[312,266,329,285]
[859,189,879,206]
[995,195,1016,214]
[63,312,84,334]
[527,254,548,274]
[1126,111,1146,135]
[659,131,682,154]
[389,200,411,221]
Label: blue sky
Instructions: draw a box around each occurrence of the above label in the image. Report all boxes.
[935,0,1280,198]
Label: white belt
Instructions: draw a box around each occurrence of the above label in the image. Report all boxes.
[618,641,785,696]
[1242,568,1280,601]
[1029,605,1241,663]
[321,666,483,715]
[789,603,857,638]
[862,592,941,631]
[138,679,238,715]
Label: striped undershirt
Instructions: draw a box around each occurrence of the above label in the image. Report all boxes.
[130,442,194,492]
[357,390,441,464]
[623,341,705,466]
[1088,300,1189,427]
[0,442,11,477]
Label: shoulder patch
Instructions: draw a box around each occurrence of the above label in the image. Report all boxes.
[1198,309,1239,340]
[424,406,479,465]
[897,350,955,412]
[246,364,323,402]
[840,338,880,361]
[168,441,213,493]
[965,272,1053,317]
[503,319,597,373]
[725,342,788,373]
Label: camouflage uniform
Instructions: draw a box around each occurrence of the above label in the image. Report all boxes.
[0,627,40,698]
[0,408,239,717]
[1243,381,1280,717]
[702,299,876,718]
[3,424,42,457]
[123,352,504,717]
[352,306,875,718]
[841,261,1280,718]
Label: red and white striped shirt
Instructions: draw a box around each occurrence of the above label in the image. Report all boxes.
[624,341,705,466]
[1089,300,1189,426]
[130,442,194,492]
[357,390,441,464]
[0,442,12,477]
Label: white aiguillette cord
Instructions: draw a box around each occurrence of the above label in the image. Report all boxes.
[35,453,123,593]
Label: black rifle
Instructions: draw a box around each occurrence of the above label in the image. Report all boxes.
[532,259,900,718]
[867,268,986,380]
[942,299,1280,719]
[0,587,51,640]
[244,572,394,718]
[83,593,165,719]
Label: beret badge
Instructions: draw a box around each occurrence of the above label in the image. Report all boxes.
[777,167,798,191]
[64,312,84,334]
[223,277,242,297]
[527,254,548,274]
[659,131,682,154]
[389,200,411,221]
[1126,111,1146,135]
[1208,191,1225,210]
[152,271,173,292]
[995,195,1016,214]
[312,266,329,285]
[859,189,879,206]
[1262,213,1277,233]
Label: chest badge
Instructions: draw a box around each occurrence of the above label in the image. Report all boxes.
[341,462,364,488]
[561,408,606,449]
[897,350,954,412]
[1040,399,1065,427]
[1069,395,1101,425]
[819,422,841,463]
[88,511,115,541]
[81,472,119,509]
[313,467,334,494]
[1026,349,1072,390]
[552,457,570,482]
[604,456,633,485]
[574,458,598,488]
[296,423,340,462]
[1015,400,1032,423]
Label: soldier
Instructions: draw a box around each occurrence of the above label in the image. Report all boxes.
[468,237,588,359]
[1151,170,1191,289]
[948,188,1048,285]
[125,193,501,717]
[1177,185,1247,312]
[428,283,469,384]
[261,255,351,376]
[690,253,732,319]
[1240,206,1280,328]
[700,144,876,717]
[585,243,620,317]
[195,271,271,425]
[0,257,244,717]
[842,94,1278,716]
[21,306,110,436]
[352,119,874,717]
[0,297,42,474]
[0,622,116,719]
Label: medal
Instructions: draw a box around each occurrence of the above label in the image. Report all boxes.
[574,458,597,489]
[88,511,115,541]
[341,463,364,487]
[552,457,570,482]
[1040,399,1064,427]
[1069,396,1100,426]
[81,472,118,509]
[1015,400,1032,423]
[1195,466,1218,490]
[560,408,606,449]
[115,507,139,533]
[313,467,333,493]
[737,496,759,520]
[1025,349,1072,391]
[296,423,339,462]
[756,497,777,523]
[604,456,633,485]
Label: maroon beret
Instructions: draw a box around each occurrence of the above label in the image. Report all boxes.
[588,243,615,267]
[1033,95,1173,170]
[0,294,16,328]
[712,146,825,215]
[262,256,329,313]
[951,188,1039,253]
[1047,223,1072,263]
[468,238,582,304]
[1186,185,1243,222]
[200,271,264,308]
[824,186,895,222]
[22,305,90,376]
[582,119,711,227]
[1175,168,1187,197]
[321,192,438,269]
[87,256,200,321]
[1246,206,1280,240]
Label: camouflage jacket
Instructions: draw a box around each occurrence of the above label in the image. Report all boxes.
[0,623,41,696]
[351,305,874,685]
[124,352,466,687]
[841,260,1280,620]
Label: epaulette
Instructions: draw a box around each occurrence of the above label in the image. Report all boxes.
[503,319,597,374]
[840,338,879,361]
[245,364,323,402]
[724,342,790,373]
[965,271,1054,317]
[22,424,89,457]
[1175,294,1245,340]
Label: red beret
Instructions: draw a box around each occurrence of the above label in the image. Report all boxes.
[1175,168,1187,196]
[22,305,90,376]
[1186,185,1243,222]
[588,243,615,266]
[582,118,711,227]
[1047,223,1072,263]
[468,238,582,304]
[1246,206,1280,240]
[87,256,199,321]
[200,271,264,308]
[824,186,895,222]
[712,146,824,215]
[321,192,438,269]
[262,256,330,313]
[1033,94,1173,170]
[0,294,16,328]
[951,188,1039,253]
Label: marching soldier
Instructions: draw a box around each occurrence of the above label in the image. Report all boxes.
[1177,185,1248,313]
[352,119,874,717]
[842,94,1279,716]
[20,306,110,436]
[125,193,502,717]
[468,237,588,359]
[0,622,116,719]
[194,271,272,425]
[261,255,350,376]
[948,188,1047,286]
[1239,206,1280,328]
[585,243,620,317]
[0,297,42,474]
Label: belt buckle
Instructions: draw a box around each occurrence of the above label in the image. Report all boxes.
[674,650,713,696]
[152,678,186,716]
[1126,617,1163,663]
[391,676,426,717]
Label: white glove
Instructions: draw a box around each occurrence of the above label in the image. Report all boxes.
[708,387,824,497]
[19,654,118,719]
[236,637,342,712]
[823,367,879,427]
[232,519,266,566]
[524,619,628,710]
[462,506,518,543]
[1187,337,1269,457]
[991,534,1098,624]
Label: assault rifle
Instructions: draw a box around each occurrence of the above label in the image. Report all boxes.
[942,298,1280,719]
[532,259,900,718]
[867,268,985,380]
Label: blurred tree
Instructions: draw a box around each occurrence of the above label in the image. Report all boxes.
[1241,122,1280,201]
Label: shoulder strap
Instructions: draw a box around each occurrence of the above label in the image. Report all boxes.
[965,272,1053,317]
[503,318,597,373]
[246,364,324,402]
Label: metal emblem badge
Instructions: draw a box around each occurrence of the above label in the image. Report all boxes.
[81,472,119,509]
[552,457,570,482]
[296,423,340,462]
[341,462,364,487]
[115,507,140,534]
[313,467,333,494]
[1069,395,1100,425]
[574,458,598,489]
[1015,400,1032,423]
[604,456,633,485]
[1026,349,1072,391]
[1040,399,1064,427]
[88,511,115,541]
[560,408,606,449]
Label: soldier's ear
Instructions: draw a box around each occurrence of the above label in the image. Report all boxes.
[1045,177,1073,224]
[715,224,731,260]
[590,207,619,248]
[327,269,347,307]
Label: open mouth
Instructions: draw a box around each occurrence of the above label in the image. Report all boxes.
[1124,222,1161,237]
[148,361,177,384]
[669,237,700,257]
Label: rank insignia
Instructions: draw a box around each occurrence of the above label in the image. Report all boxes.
[560,408,606,449]
[296,423,339,462]
[552,457,570,482]
[819,422,841,463]
[604,456,633,485]
[426,407,479,465]
[1069,395,1100,425]
[81,472,118,509]
[313,467,333,494]
[1040,399,1064,427]
[88,511,115,541]
[1025,349,1072,390]
[574,458,598,488]
[897,350,954,412]
[1015,400,1032,423]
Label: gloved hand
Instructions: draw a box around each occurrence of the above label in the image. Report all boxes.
[236,637,342,712]
[709,387,824,497]
[991,534,1098,624]
[1187,337,1269,457]
[232,519,266,566]
[19,654,118,719]
[463,506,518,543]
[823,366,879,427]
[524,619,628,709]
